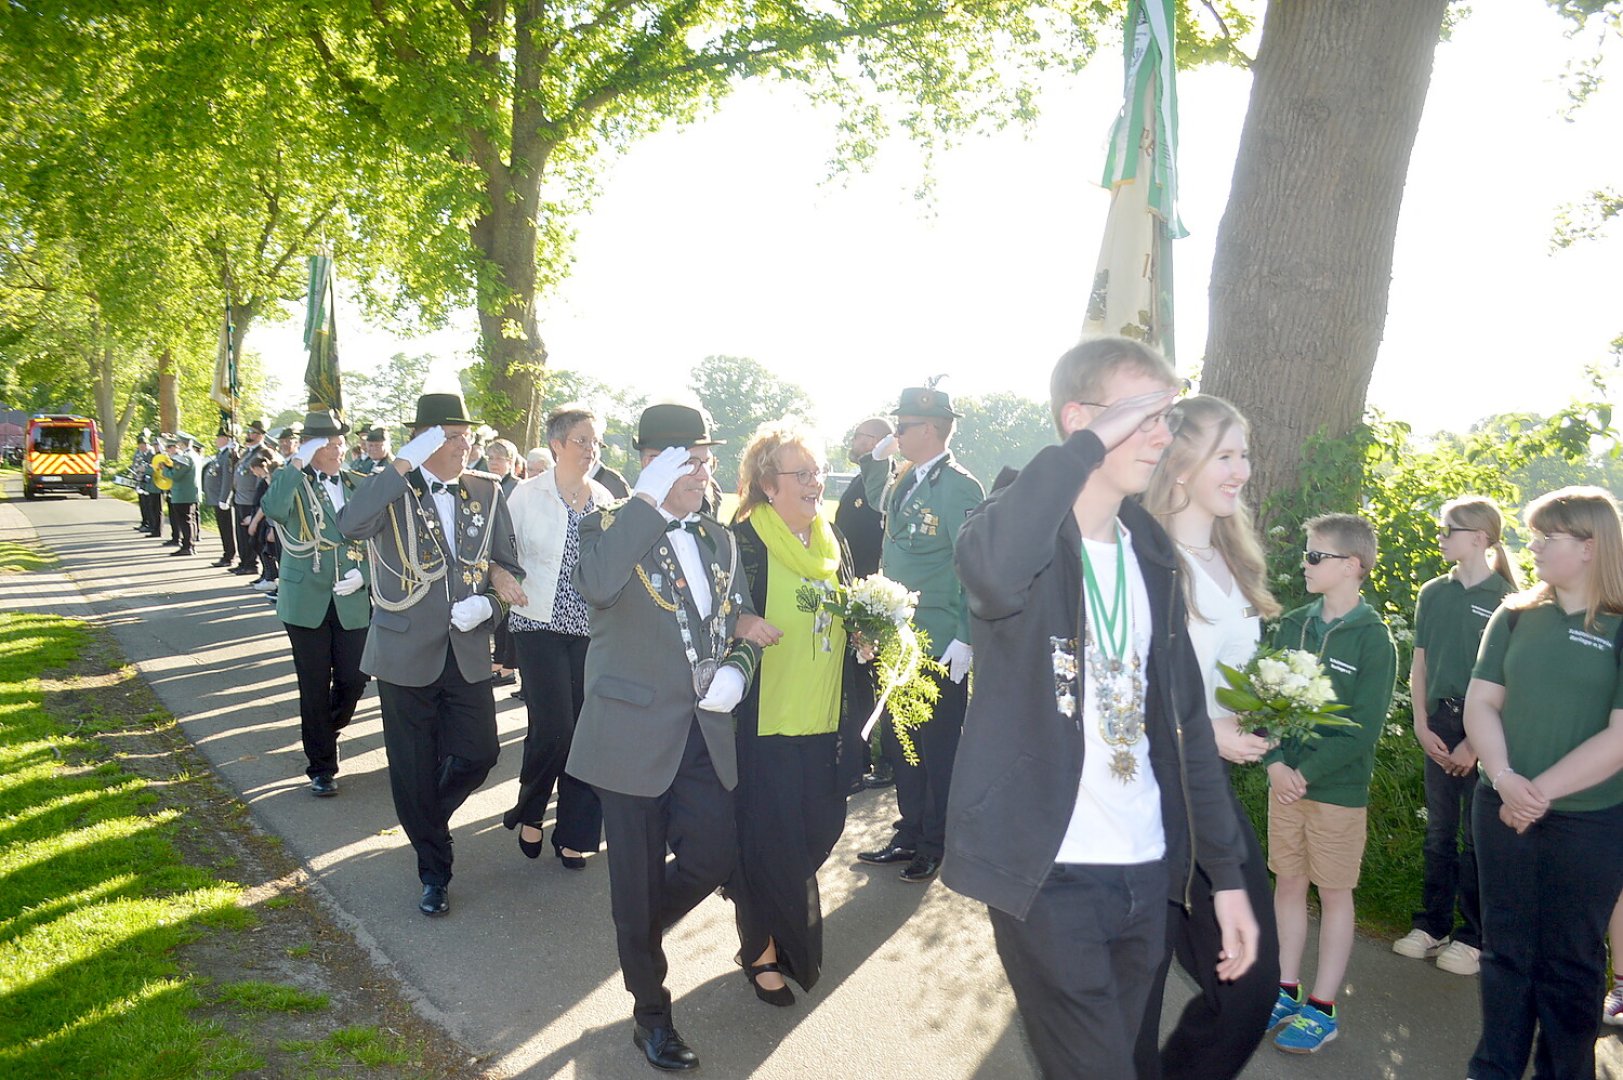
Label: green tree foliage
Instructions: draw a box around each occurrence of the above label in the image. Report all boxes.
[345,352,438,444]
[947,391,1055,490]
[689,355,815,490]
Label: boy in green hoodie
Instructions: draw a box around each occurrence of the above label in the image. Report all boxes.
[1264,513,1397,1054]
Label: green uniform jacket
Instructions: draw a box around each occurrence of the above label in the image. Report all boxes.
[1264,597,1398,807]
[261,465,372,630]
[163,451,203,504]
[860,450,984,656]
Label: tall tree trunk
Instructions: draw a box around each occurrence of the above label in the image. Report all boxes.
[158,347,179,434]
[93,337,118,461]
[1202,0,1450,518]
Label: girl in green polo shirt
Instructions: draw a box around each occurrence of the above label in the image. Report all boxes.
[1464,486,1623,1080]
[1394,496,1518,975]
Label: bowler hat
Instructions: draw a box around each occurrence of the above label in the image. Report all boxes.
[363,424,387,442]
[247,418,269,435]
[301,408,351,438]
[634,403,723,451]
[276,422,304,440]
[215,421,236,439]
[411,392,477,429]
[892,385,960,420]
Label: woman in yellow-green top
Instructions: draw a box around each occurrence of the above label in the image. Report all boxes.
[1464,486,1623,1080]
[728,423,856,1008]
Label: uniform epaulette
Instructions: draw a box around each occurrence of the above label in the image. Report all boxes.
[460,468,501,483]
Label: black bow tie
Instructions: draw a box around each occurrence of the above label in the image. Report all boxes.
[315,471,335,484]
[429,481,457,495]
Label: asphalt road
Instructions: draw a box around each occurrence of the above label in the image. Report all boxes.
[6,475,1620,1079]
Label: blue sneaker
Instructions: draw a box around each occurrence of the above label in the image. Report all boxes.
[1275,1001,1337,1053]
[1268,987,1303,1030]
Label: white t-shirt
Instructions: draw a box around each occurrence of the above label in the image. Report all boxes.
[1182,549,1263,720]
[1056,524,1166,865]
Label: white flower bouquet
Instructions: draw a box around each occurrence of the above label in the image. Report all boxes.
[797,573,944,764]
[1215,648,1355,746]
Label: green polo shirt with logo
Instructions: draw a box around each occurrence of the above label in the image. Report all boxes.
[1472,603,1623,812]
[1414,570,1517,716]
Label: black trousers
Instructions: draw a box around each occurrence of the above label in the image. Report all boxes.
[839,651,879,793]
[284,600,369,780]
[597,721,738,1029]
[233,501,257,570]
[883,666,966,859]
[1414,756,1482,948]
[165,494,178,540]
[502,629,602,853]
[1468,787,1623,1080]
[258,525,279,582]
[139,491,163,534]
[170,501,198,551]
[375,647,500,886]
[991,860,1170,1079]
[217,503,237,564]
[1135,793,1279,1080]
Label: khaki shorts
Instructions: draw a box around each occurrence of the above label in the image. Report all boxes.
[1267,798,1368,890]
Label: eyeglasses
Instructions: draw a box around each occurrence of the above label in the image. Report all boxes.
[1075,379,1192,433]
[894,422,928,435]
[565,435,603,452]
[776,466,829,486]
[1529,531,1582,546]
[1437,526,1479,539]
[1303,550,1352,566]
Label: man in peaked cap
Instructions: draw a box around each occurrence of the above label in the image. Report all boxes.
[353,424,393,476]
[229,419,272,576]
[566,401,769,1072]
[205,421,241,568]
[262,408,372,798]
[854,382,984,884]
[338,390,523,918]
[163,433,206,556]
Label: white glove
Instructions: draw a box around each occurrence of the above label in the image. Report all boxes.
[942,638,973,684]
[871,434,899,460]
[333,568,365,597]
[295,437,330,467]
[634,446,693,507]
[218,500,230,510]
[397,426,447,469]
[449,594,495,632]
[697,665,746,713]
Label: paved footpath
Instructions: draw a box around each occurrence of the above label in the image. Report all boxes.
[6,476,1620,1079]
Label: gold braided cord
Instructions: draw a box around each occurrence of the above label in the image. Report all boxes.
[636,564,681,612]
[369,498,447,613]
[277,475,337,565]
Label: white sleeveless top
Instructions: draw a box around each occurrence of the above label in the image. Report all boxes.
[1182,550,1263,719]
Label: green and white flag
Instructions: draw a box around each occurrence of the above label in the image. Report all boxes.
[303,255,343,414]
[209,303,236,415]
[1084,0,1183,356]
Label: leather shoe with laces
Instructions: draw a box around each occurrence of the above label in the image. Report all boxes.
[309,775,338,797]
[856,842,916,865]
[418,884,449,917]
[899,853,941,883]
[633,1024,699,1071]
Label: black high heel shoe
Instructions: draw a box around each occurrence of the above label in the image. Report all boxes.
[517,824,544,860]
[554,846,586,871]
[744,962,795,1007]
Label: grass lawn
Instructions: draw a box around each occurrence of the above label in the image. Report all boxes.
[0,600,475,1078]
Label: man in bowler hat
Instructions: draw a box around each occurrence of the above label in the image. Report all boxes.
[338,391,523,916]
[855,384,984,883]
[229,419,271,576]
[263,408,372,797]
[567,402,766,1071]
[353,424,393,475]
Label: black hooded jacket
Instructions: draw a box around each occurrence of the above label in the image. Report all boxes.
[942,429,1246,919]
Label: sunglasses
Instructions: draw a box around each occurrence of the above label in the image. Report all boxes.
[1436,526,1478,539]
[1303,550,1352,566]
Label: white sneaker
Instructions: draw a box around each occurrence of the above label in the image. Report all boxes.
[253,579,277,593]
[1392,928,1448,959]
[1604,983,1623,1027]
[1435,940,1480,975]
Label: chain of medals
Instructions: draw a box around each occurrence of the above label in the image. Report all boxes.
[1082,523,1147,784]
[635,525,737,696]
[368,480,500,613]
[278,473,355,575]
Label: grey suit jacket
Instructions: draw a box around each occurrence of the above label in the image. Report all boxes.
[337,464,521,687]
[566,496,758,798]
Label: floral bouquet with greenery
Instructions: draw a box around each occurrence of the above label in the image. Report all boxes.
[796,574,944,764]
[1215,648,1355,747]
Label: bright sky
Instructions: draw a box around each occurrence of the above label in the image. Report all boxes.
[257,3,1623,441]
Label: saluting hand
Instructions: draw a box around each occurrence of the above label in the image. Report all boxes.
[1084,388,1178,451]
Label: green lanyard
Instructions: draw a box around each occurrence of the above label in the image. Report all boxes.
[1081,526,1129,660]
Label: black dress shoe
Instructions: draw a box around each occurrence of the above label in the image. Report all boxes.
[744,962,795,1007]
[555,847,586,871]
[212,557,233,567]
[899,853,941,883]
[418,884,449,917]
[857,842,917,865]
[633,1024,699,1071]
[161,539,179,546]
[170,548,194,556]
[862,761,896,789]
[490,671,516,687]
[517,824,544,859]
[309,775,338,797]
[511,688,526,702]
[230,565,258,575]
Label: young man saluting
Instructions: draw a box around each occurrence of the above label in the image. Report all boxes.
[945,337,1260,1078]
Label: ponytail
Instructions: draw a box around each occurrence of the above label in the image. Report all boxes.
[1440,495,1518,589]
[1488,539,1519,589]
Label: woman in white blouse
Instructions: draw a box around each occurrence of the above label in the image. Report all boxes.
[501,406,615,868]
[1134,394,1284,1080]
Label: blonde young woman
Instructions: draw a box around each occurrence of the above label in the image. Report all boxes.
[727,423,856,1007]
[1393,497,1519,976]
[1464,486,1623,1080]
[1135,395,1283,1080]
